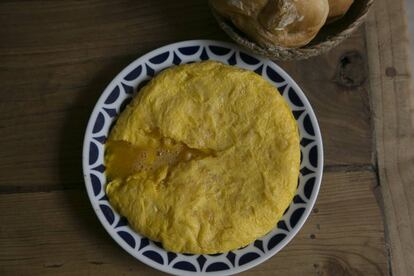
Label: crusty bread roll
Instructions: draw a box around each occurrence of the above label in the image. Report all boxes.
[210,0,329,48]
[328,0,354,20]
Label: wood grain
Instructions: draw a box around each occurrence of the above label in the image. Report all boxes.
[0,171,387,276]
[365,0,414,275]
[280,29,373,167]
[1,0,410,275]
[0,0,373,192]
[0,0,226,192]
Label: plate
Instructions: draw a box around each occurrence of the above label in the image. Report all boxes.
[82,40,323,275]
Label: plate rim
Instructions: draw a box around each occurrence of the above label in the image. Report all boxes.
[82,39,324,275]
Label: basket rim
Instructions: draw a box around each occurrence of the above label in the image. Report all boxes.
[210,0,374,60]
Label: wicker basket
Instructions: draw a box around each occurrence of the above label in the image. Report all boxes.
[211,0,374,60]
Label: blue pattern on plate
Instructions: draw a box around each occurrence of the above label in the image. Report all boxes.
[178,46,200,55]
[118,231,136,248]
[115,216,128,228]
[93,135,106,144]
[173,261,197,272]
[200,48,209,61]
[303,114,315,136]
[254,65,263,75]
[105,86,120,104]
[139,238,150,251]
[89,142,98,165]
[278,84,288,95]
[197,255,207,271]
[92,112,105,134]
[152,241,164,249]
[267,233,287,250]
[228,53,237,65]
[92,164,105,173]
[239,252,260,266]
[304,177,316,200]
[309,145,318,167]
[100,204,114,225]
[145,64,155,77]
[119,97,132,113]
[124,65,142,81]
[99,194,108,201]
[239,52,260,65]
[121,82,134,95]
[206,262,230,272]
[226,252,236,266]
[167,252,177,264]
[209,45,231,55]
[293,195,306,204]
[173,52,181,65]
[288,87,304,107]
[266,66,284,83]
[90,173,101,196]
[143,250,164,265]
[277,220,289,231]
[292,109,305,120]
[300,166,314,176]
[83,41,322,275]
[290,208,306,228]
[149,52,170,64]
[103,108,117,118]
[300,137,314,147]
[254,240,265,253]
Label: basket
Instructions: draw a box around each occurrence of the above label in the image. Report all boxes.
[210,0,374,60]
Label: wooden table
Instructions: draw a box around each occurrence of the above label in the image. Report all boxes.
[1,0,413,275]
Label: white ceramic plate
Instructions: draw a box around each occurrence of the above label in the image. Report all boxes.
[82,40,323,275]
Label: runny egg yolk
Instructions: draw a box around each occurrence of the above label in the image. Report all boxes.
[105,138,208,180]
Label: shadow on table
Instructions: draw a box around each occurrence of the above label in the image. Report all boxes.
[55,0,225,270]
[57,0,225,229]
[57,55,133,239]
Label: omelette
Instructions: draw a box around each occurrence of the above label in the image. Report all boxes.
[105,61,300,254]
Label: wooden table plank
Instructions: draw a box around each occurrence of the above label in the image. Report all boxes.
[280,28,372,168]
[3,0,412,275]
[365,0,414,275]
[0,171,387,276]
[0,0,373,192]
[0,0,226,192]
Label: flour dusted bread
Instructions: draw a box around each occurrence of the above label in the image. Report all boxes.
[210,0,329,48]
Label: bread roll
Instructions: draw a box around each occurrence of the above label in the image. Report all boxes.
[210,0,329,48]
[328,0,354,20]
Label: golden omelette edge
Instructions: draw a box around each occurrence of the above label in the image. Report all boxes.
[104,61,300,254]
